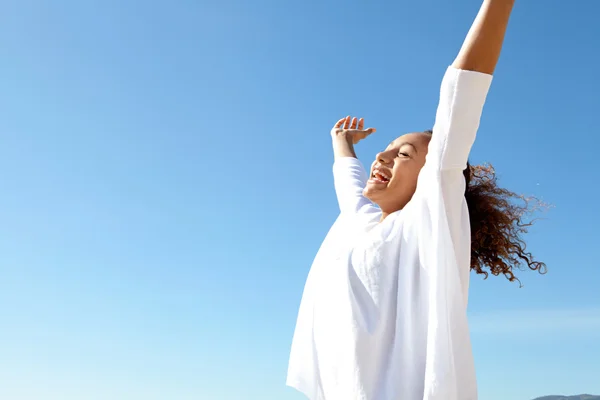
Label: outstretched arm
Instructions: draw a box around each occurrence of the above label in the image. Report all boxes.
[422,5,517,396]
[427,0,515,173]
[423,0,515,306]
[331,116,378,214]
[453,0,515,74]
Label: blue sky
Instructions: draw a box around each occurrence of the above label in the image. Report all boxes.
[1,0,599,399]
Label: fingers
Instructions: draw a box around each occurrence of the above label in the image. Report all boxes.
[345,127,376,134]
[336,116,370,130]
[360,128,376,140]
[345,127,376,137]
[334,117,346,128]
[353,131,368,144]
[333,116,376,143]
[343,116,351,129]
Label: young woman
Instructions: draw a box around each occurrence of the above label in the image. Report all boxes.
[287,1,545,399]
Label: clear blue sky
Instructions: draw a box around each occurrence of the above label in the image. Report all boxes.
[1,0,599,399]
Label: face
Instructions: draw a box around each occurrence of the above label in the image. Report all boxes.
[363,132,431,213]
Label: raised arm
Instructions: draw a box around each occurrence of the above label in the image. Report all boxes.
[422,5,517,397]
[422,0,515,304]
[453,0,515,74]
[427,0,514,173]
[331,117,378,214]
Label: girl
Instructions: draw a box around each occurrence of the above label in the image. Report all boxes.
[287,1,545,399]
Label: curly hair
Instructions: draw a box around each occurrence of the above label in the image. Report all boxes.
[424,130,547,284]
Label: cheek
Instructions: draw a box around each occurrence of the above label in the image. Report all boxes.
[391,162,420,188]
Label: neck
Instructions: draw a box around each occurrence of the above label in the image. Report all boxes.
[370,200,405,223]
[379,204,403,222]
[380,211,391,222]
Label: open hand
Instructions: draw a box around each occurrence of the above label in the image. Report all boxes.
[331,116,376,145]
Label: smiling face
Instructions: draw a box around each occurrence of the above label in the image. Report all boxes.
[363,132,431,214]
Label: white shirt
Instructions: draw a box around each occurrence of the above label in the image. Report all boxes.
[287,67,493,400]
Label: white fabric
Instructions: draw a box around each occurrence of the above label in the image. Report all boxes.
[287,66,493,400]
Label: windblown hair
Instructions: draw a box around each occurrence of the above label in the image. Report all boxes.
[424,129,547,284]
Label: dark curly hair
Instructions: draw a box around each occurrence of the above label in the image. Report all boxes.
[424,130,547,284]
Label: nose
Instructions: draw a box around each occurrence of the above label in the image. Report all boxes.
[376,150,393,166]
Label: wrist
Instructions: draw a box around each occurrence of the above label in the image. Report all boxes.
[333,135,357,159]
[332,133,354,146]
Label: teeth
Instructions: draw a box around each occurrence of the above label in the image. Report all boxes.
[373,169,390,181]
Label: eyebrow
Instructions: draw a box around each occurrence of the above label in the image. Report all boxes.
[388,142,419,153]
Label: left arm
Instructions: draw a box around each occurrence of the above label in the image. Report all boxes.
[428,0,515,172]
[452,0,515,74]
[420,6,517,395]
[424,0,515,293]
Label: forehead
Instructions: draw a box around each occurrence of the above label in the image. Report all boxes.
[386,132,430,149]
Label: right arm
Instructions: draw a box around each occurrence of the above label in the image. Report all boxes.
[331,116,375,160]
[331,117,377,214]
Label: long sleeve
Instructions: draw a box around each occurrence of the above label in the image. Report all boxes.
[415,67,492,400]
[332,157,376,215]
[428,66,493,172]
[423,66,493,299]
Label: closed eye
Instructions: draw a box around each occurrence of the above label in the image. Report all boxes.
[398,152,409,157]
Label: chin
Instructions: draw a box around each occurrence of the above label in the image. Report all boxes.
[364,185,411,213]
[363,186,383,203]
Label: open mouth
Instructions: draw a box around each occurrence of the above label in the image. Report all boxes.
[370,168,390,184]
